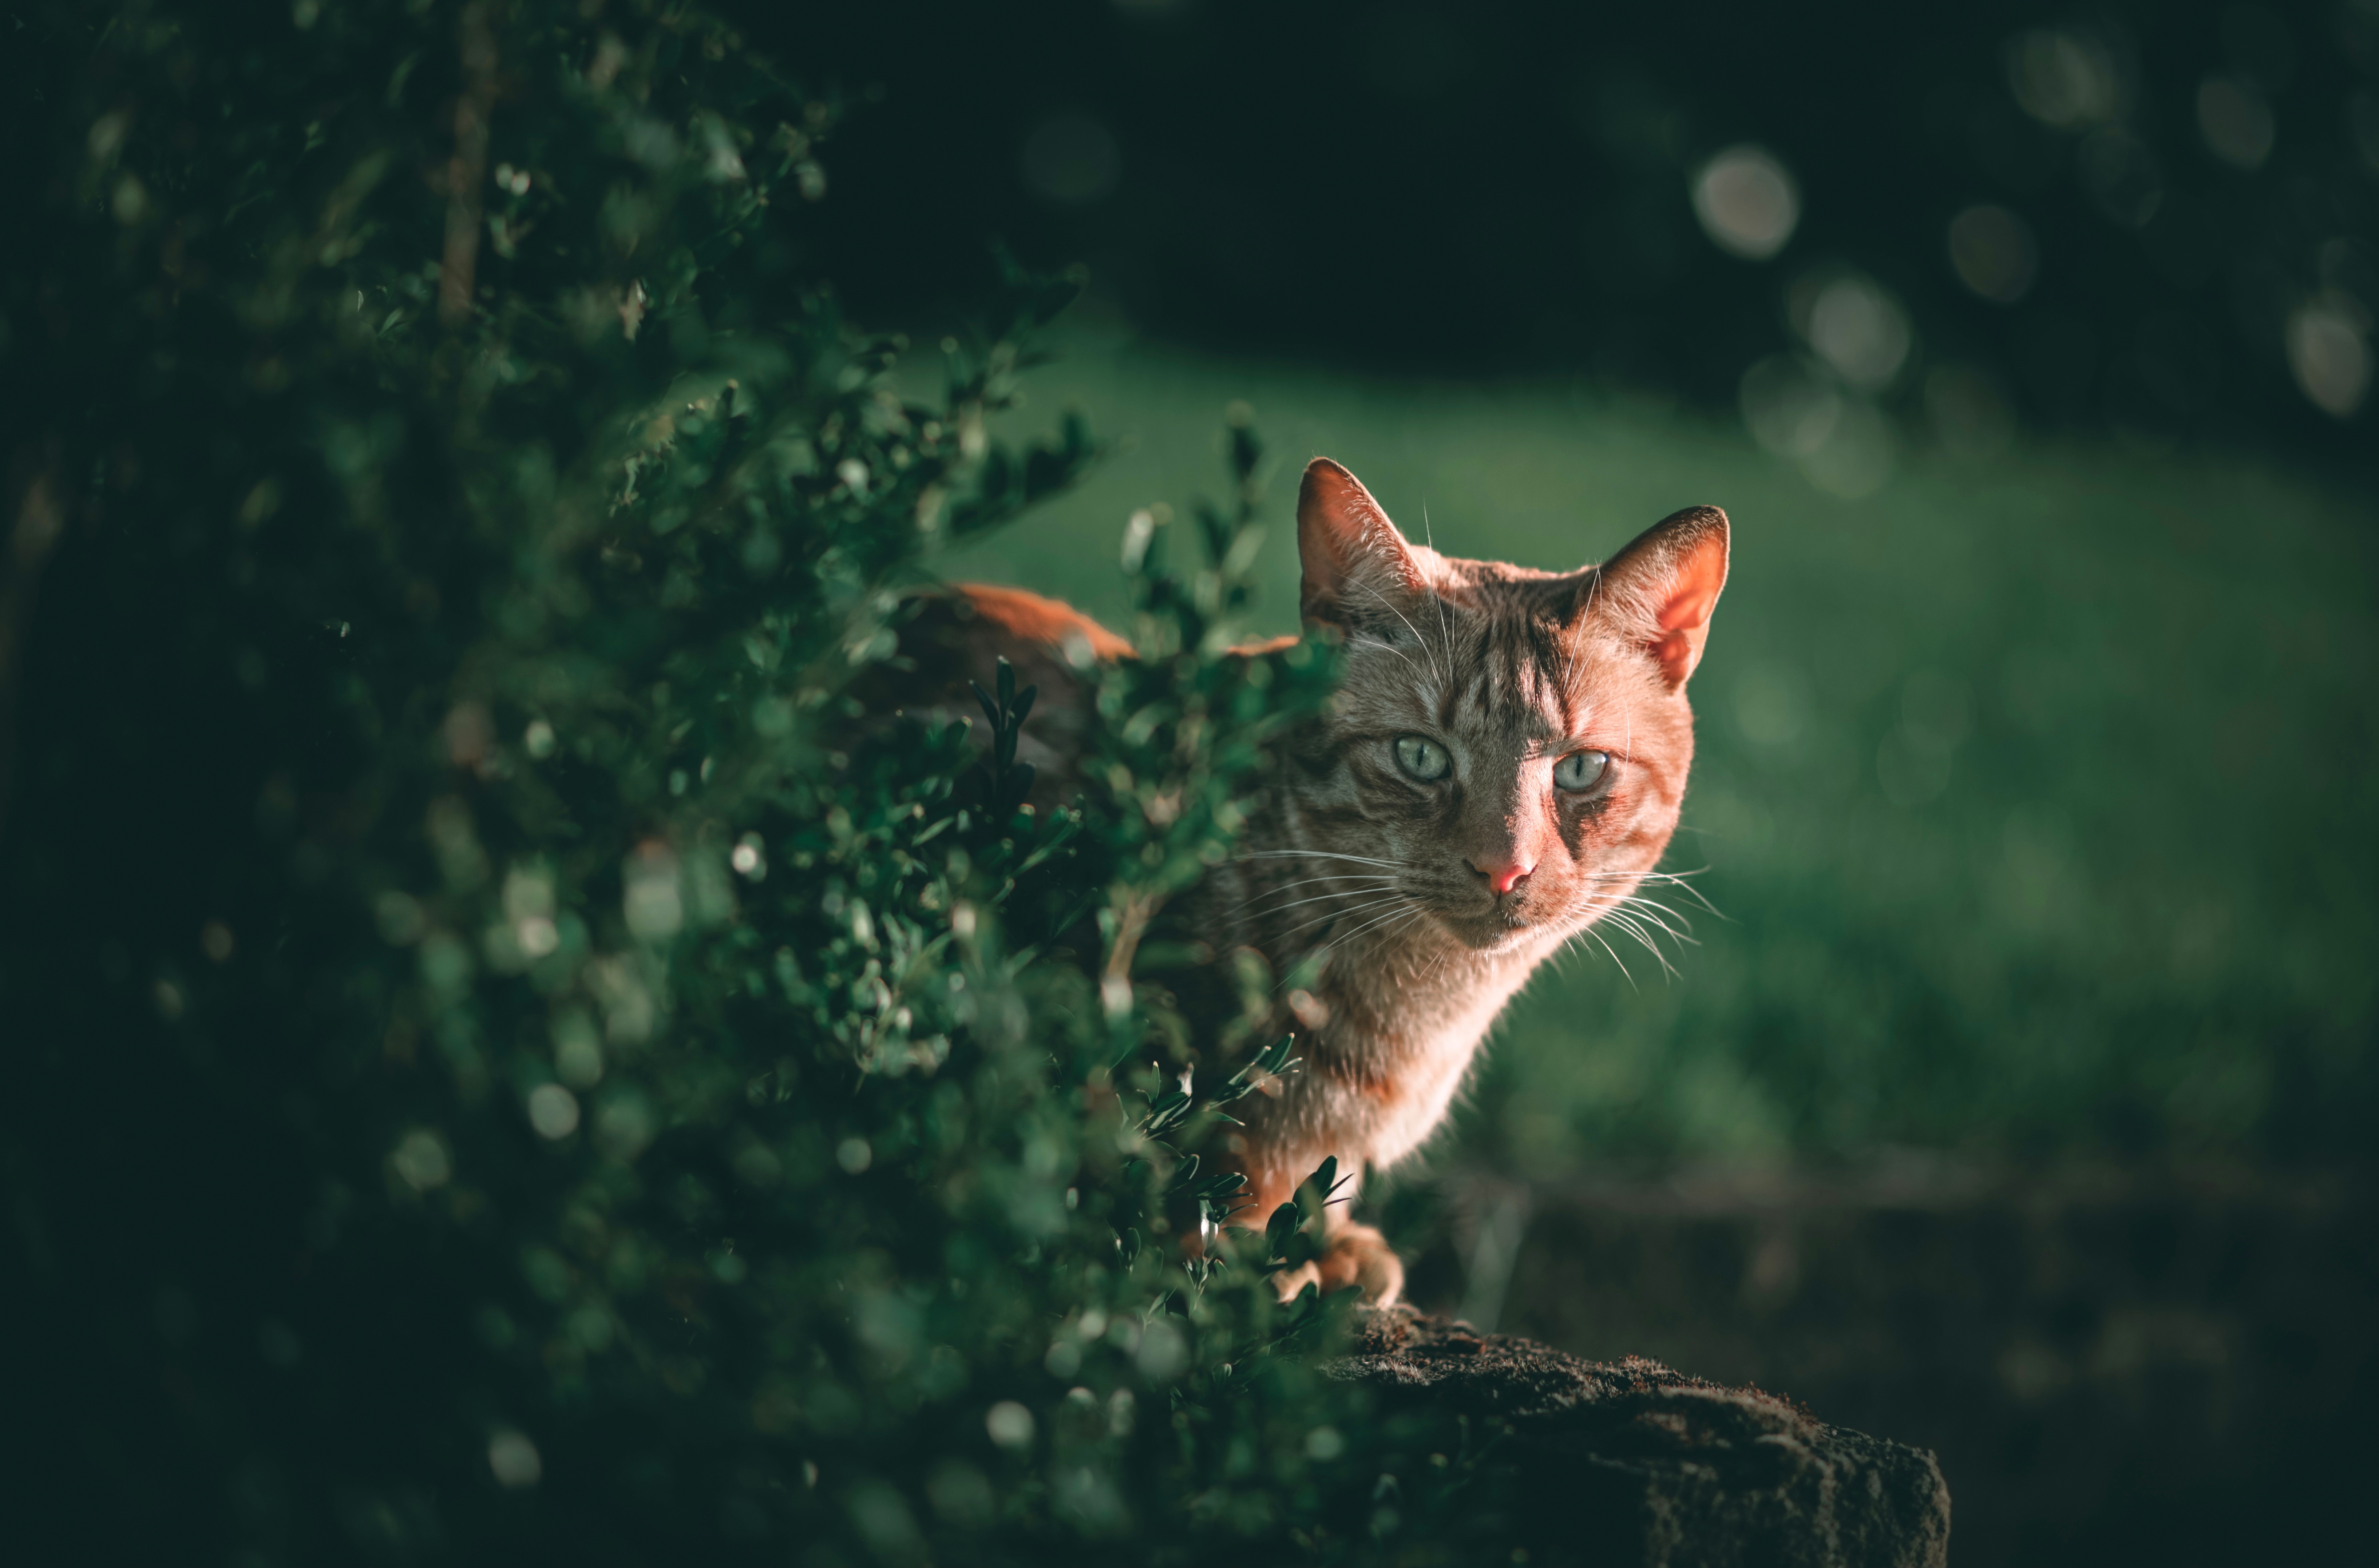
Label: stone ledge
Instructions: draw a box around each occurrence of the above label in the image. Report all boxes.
[1327,1307,1951,1568]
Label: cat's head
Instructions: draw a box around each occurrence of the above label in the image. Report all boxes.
[1290,458,1727,956]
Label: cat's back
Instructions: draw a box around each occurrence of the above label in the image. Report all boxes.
[851,584,1130,796]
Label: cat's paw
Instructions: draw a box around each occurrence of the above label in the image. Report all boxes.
[1271,1221,1405,1307]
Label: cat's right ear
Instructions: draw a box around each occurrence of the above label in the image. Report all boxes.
[1298,458,1426,627]
[1588,504,1730,688]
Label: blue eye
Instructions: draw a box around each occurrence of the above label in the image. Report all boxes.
[1393,735,1450,782]
[1554,750,1610,792]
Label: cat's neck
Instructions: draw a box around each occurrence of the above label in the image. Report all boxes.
[1307,908,1553,1045]
[1209,836,1559,1060]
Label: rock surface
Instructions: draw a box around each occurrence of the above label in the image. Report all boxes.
[1327,1307,1951,1568]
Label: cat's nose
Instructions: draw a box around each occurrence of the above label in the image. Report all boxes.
[1469,857,1533,897]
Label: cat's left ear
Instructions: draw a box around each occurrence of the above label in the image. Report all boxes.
[1297,458,1428,627]
[1586,505,1730,688]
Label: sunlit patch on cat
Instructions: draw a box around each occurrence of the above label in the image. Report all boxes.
[1199,457,1729,1298]
[917,455,1729,1307]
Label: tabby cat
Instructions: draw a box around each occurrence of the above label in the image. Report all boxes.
[905,459,1728,1304]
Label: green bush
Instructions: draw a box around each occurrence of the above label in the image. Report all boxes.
[2,3,1510,1561]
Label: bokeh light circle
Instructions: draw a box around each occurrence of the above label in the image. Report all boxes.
[1947,205,2039,303]
[1691,146,1800,261]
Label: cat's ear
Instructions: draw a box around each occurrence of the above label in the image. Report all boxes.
[1298,458,1427,627]
[1586,505,1730,688]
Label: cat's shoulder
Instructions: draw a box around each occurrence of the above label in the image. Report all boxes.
[936,582,1133,662]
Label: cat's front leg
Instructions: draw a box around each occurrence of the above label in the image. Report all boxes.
[1268,1218,1405,1307]
[1227,1151,1406,1306]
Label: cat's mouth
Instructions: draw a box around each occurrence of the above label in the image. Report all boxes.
[1433,898,1537,951]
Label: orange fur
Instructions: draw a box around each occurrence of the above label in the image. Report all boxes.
[951,583,1134,662]
[917,463,1728,1309]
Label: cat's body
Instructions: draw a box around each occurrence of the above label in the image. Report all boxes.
[908,459,1729,1303]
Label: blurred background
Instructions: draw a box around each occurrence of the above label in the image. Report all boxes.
[778,2,2378,1561]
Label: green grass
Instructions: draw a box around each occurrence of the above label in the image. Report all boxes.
[953,323,2379,1168]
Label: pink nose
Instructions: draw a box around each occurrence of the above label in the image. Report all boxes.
[1473,858,1533,896]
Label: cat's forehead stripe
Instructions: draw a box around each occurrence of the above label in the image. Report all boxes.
[1409,597,1572,742]
[1353,583,1609,741]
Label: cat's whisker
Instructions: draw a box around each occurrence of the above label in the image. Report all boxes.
[1274,901,1426,994]
[1350,577,1449,690]
[1580,867,1724,920]
[1561,566,1604,703]
[1421,929,1463,989]
[1226,873,1393,913]
[1617,872,1715,896]
[1247,885,1402,920]
[1235,892,1394,932]
[1655,880,1726,919]
[1609,914,1695,956]
[1596,908,1681,977]
[1623,925,1685,973]
[1571,922,1639,990]
[1377,910,1436,974]
[1247,873,1397,889]
[1347,630,1425,680]
[1281,890,1409,923]
[1627,890,1703,928]
[1596,894,1697,944]
[1592,895,1689,952]
[1570,871,1703,933]
[1237,876,1389,913]
[1236,850,1404,869]
[1574,925,1637,980]
[1630,898,1700,938]
[1419,505,1462,719]
[1277,894,1416,944]
[1397,912,1444,981]
[1318,899,1428,956]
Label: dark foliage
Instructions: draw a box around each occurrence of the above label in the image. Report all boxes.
[0,3,1521,1560]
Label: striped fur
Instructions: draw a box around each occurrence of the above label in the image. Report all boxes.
[935,459,1729,1304]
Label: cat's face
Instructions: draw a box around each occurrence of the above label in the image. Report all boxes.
[1289,460,1726,957]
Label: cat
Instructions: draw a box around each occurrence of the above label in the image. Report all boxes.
[897,458,1728,1305]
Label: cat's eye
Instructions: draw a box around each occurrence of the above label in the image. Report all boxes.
[1554,750,1611,793]
[1393,734,1451,782]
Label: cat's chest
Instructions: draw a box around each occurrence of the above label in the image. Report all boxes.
[1318,958,1539,1164]
[1334,933,1545,1055]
